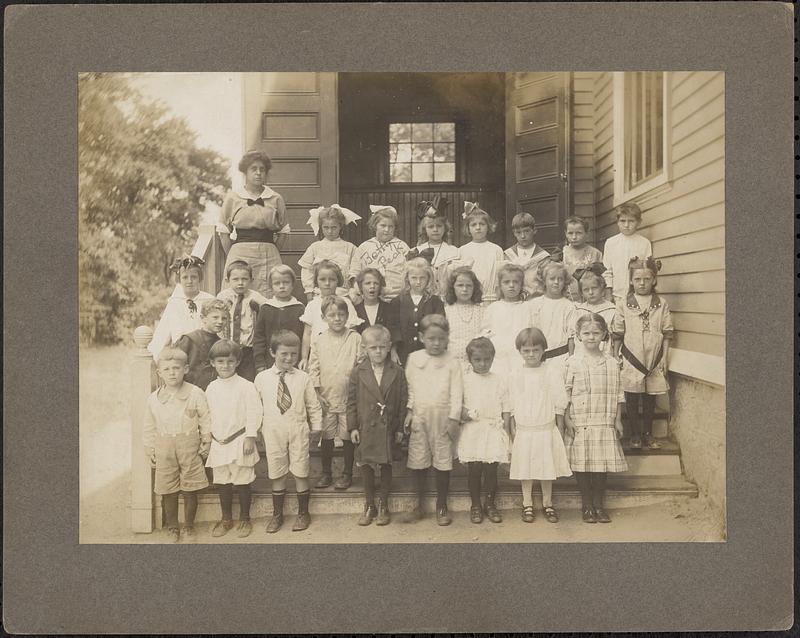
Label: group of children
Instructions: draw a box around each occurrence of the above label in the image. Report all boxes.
[144,198,674,541]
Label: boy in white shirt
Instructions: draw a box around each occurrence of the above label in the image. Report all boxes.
[602,202,652,302]
[254,330,323,533]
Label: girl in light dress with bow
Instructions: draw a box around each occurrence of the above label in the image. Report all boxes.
[297,204,361,301]
[456,201,505,306]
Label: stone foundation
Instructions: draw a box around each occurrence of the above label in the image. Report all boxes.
[668,374,726,537]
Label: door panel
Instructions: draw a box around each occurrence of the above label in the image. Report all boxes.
[242,72,338,285]
[506,73,571,253]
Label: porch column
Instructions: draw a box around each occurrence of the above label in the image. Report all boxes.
[130,326,155,532]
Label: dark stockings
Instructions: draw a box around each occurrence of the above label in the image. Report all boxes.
[216,483,234,521]
[237,484,252,520]
[183,492,198,526]
[624,392,655,437]
[163,493,179,529]
[575,472,608,509]
[342,440,354,477]
[468,462,499,507]
[435,469,450,510]
[362,464,393,506]
[320,439,334,475]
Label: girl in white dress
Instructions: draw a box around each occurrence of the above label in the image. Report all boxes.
[457,201,504,305]
[443,266,485,370]
[528,261,580,370]
[407,197,460,299]
[148,256,215,357]
[509,327,572,524]
[457,337,511,524]
[482,263,533,376]
[297,204,360,300]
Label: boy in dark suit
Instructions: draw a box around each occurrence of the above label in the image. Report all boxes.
[347,325,408,526]
[175,299,228,390]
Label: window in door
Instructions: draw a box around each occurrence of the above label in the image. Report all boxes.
[613,72,671,205]
[388,122,457,183]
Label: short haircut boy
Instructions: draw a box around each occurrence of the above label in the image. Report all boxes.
[225,260,253,279]
[615,202,643,221]
[418,313,449,334]
[361,324,391,344]
[465,336,495,361]
[321,295,350,317]
[209,339,242,361]
[515,327,548,351]
[156,346,188,366]
[266,264,297,292]
[270,329,301,353]
[201,298,230,317]
[511,212,536,230]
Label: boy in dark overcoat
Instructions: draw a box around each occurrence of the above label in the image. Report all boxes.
[347,325,408,526]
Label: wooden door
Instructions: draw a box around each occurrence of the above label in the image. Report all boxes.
[505,73,571,253]
[242,72,339,287]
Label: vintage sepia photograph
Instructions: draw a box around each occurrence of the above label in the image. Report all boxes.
[79,70,726,544]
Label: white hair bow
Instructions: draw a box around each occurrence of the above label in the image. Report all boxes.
[307,204,361,236]
[462,201,479,219]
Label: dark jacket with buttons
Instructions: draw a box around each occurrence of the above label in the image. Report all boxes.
[387,291,445,366]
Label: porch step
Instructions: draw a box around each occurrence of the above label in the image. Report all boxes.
[176,474,697,524]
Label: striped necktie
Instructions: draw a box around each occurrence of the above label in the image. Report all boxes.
[232,293,244,343]
[277,371,292,414]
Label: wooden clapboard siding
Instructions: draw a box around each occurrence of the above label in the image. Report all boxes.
[572,72,595,235]
[339,186,503,248]
[590,71,725,366]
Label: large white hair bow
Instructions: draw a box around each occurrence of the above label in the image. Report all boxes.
[307,204,361,236]
[462,201,479,219]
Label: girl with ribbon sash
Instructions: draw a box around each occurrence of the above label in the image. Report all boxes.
[610,257,674,450]
[217,150,290,298]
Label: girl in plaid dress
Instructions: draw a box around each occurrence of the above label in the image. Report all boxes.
[563,314,627,524]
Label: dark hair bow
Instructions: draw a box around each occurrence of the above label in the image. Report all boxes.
[572,261,607,283]
[406,246,436,264]
[416,195,449,220]
[246,197,265,207]
[169,255,205,273]
[628,255,662,273]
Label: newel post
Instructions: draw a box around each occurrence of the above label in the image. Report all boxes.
[130,325,155,532]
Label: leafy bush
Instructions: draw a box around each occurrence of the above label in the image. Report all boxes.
[79,73,230,344]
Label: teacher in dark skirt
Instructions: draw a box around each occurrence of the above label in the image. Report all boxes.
[218,150,289,298]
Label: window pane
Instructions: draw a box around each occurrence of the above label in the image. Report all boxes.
[390,163,412,182]
[433,122,455,142]
[389,123,411,143]
[411,142,433,162]
[411,163,434,182]
[392,143,412,162]
[411,123,433,142]
[434,162,455,182]
[433,143,455,162]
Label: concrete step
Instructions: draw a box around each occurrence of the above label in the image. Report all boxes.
[168,474,697,526]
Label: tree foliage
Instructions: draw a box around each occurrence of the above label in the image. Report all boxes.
[79,73,230,344]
